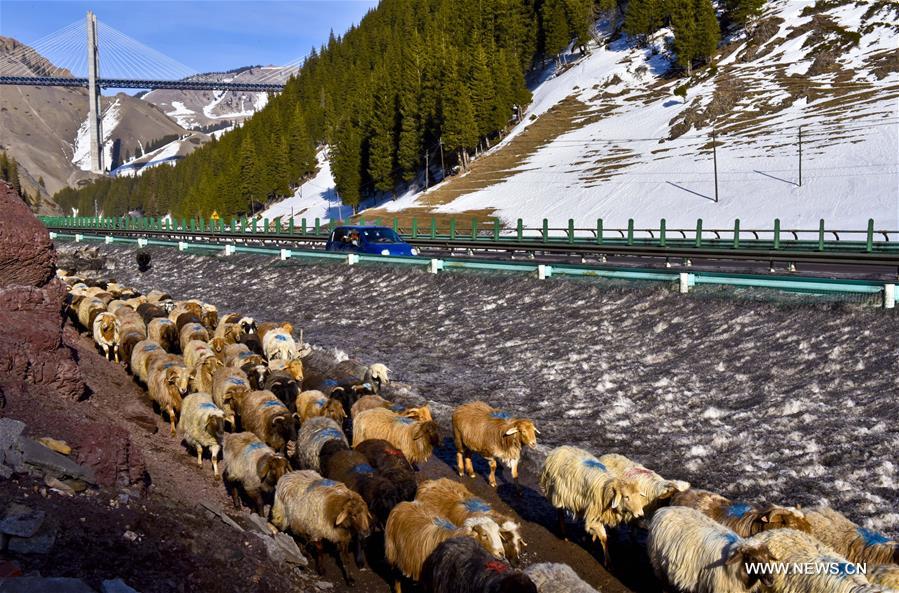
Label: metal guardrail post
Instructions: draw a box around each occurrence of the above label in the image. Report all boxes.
[431,218,437,239]
[627,219,634,246]
[411,218,418,238]
[597,219,603,244]
[313,218,320,235]
[568,219,574,244]
[471,219,478,240]
[695,219,703,248]
[449,219,456,240]
[885,284,895,309]
[660,219,667,247]
[300,218,307,235]
[773,219,780,250]
[866,219,874,253]
[493,219,500,241]
[733,219,740,249]
[393,217,399,233]
[818,220,825,251]
[542,219,548,243]
[516,219,523,241]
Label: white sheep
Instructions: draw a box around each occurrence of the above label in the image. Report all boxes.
[598,452,689,512]
[177,393,225,476]
[262,327,298,361]
[524,563,600,593]
[91,312,120,362]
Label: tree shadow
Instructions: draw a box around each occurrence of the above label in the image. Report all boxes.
[666,181,715,202]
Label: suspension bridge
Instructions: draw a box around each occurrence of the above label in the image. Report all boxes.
[0,11,304,173]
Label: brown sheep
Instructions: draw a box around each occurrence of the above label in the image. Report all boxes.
[114,306,148,364]
[352,408,439,467]
[268,358,304,383]
[238,390,296,455]
[147,318,178,353]
[91,312,120,362]
[190,354,224,394]
[208,336,228,361]
[211,366,251,428]
[179,322,209,353]
[670,488,810,537]
[451,401,538,488]
[168,300,203,324]
[350,395,433,422]
[147,355,190,434]
[130,339,167,385]
[296,390,347,425]
[76,296,106,331]
[222,432,289,515]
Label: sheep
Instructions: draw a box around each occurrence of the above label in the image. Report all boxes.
[145,289,171,303]
[647,506,776,593]
[416,478,525,562]
[168,300,203,324]
[385,501,496,587]
[670,487,810,537]
[114,306,147,363]
[805,506,899,566]
[147,355,190,434]
[599,453,690,513]
[222,432,289,515]
[539,445,646,564]
[352,407,439,466]
[200,303,218,331]
[179,322,209,353]
[147,318,178,353]
[451,401,538,488]
[77,296,106,331]
[524,563,601,593]
[296,390,347,425]
[350,395,432,421]
[216,313,257,339]
[211,366,251,428]
[183,339,216,370]
[271,470,371,585]
[256,321,293,343]
[237,390,296,455]
[190,351,224,394]
[207,336,228,361]
[332,359,391,393]
[751,527,872,593]
[178,392,225,476]
[212,321,243,346]
[130,339,166,385]
[294,417,348,471]
[262,327,298,361]
[869,565,899,589]
[354,439,418,503]
[92,312,120,362]
[136,302,168,325]
[420,536,538,593]
[224,344,268,388]
[263,371,299,408]
[175,311,203,334]
[320,446,405,528]
[268,358,304,383]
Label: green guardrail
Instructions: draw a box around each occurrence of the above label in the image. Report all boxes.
[38,216,899,254]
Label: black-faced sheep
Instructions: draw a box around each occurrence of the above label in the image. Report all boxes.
[91,312,120,362]
[211,366,251,428]
[147,355,190,434]
[294,416,348,472]
[262,371,299,409]
[599,453,690,514]
[147,318,178,353]
[354,439,417,503]
[416,478,525,563]
[352,407,439,467]
[178,392,225,476]
[271,470,371,585]
[237,390,296,455]
[804,506,899,566]
[539,445,646,564]
[647,506,776,593]
[524,563,601,593]
[222,431,290,515]
[320,446,405,529]
[670,487,810,537]
[419,536,538,593]
[297,390,347,425]
[452,401,538,488]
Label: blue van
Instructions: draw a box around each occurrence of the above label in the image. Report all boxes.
[325,226,419,257]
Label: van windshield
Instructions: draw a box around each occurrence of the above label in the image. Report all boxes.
[362,228,402,243]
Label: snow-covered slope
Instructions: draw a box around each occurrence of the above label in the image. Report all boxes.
[359,0,899,229]
[260,148,353,222]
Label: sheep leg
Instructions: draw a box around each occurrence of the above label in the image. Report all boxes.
[336,542,354,586]
[196,447,203,467]
[114,345,119,363]
[229,483,242,510]
[393,578,402,593]
[557,509,568,539]
[312,541,325,575]
[487,457,498,488]
[211,456,219,477]
[252,492,266,517]
[353,536,365,569]
[102,344,109,360]
[166,407,177,435]
[464,456,475,479]
[456,451,465,477]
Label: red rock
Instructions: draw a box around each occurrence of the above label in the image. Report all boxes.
[0,181,55,287]
[73,423,149,491]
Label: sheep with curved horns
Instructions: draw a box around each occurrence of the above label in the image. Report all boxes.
[179,322,209,354]
[354,439,418,503]
[350,395,432,421]
[222,431,289,515]
[211,366,251,428]
[385,501,499,589]
[147,354,190,434]
[524,563,601,593]
[352,407,439,466]
[271,470,371,585]
[751,527,874,593]
[130,339,166,385]
[178,392,225,476]
[92,312,120,362]
[599,453,690,514]
[452,401,538,488]
[420,536,538,593]
[648,507,777,593]
[804,506,899,566]
[147,318,178,353]
[294,416,349,472]
[539,445,646,565]
[670,487,810,537]
[263,371,299,410]
[416,478,525,563]
[237,390,295,455]
[296,390,347,425]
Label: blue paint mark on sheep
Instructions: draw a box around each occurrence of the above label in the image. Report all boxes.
[726,503,753,519]
[261,400,286,409]
[227,377,245,386]
[199,403,219,411]
[312,428,344,444]
[307,479,338,492]
[324,379,339,388]
[238,352,254,359]
[721,532,741,548]
[433,518,456,530]
[243,442,268,455]
[144,344,158,350]
[316,399,327,407]
[463,498,492,513]
[490,411,512,420]
[351,464,375,475]
[275,334,288,342]
[582,459,607,472]
[390,404,405,412]
[857,526,891,546]
[161,362,178,370]
[395,416,415,425]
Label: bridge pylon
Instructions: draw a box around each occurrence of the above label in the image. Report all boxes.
[86,10,104,173]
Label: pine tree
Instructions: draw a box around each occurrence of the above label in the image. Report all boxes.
[468,45,496,140]
[624,0,664,40]
[288,105,315,181]
[332,122,363,212]
[695,0,721,64]
[542,0,571,58]
[671,0,720,74]
[8,158,21,197]
[238,136,262,214]
[724,0,765,28]
[368,76,397,195]
[564,0,595,51]
[441,70,478,172]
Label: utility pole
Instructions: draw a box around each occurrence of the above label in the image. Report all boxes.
[798,127,803,187]
[712,131,719,203]
[86,10,103,174]
[424,150,429,189]
[439,137,446,180]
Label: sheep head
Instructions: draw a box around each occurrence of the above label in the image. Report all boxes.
[208,337,227,356]
[503,419,539,449]
[761,506,811,533]
[270,413,297,446]
[413,420,440,447]
[164,367,189,405]
[203,307,218,330]
[206,413,225,440]
[368,363,390,387]
[323,399,347,424]
[656,479,691,501]
[265,372,299,405]
[728,541,776,589]
[605,478,645,520]
[402,405,432,422]
[286,359,304,382]
[464,516,506,560]
[258,453,289,489]
[239,317,256,334]
[334,494,371,539]
[499,520,525,564]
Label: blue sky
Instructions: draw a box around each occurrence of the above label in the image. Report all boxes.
[0,1,377,75]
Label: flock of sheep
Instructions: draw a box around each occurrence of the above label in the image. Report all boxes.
[63,271,899,593]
